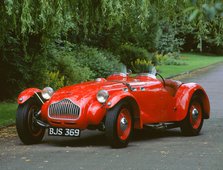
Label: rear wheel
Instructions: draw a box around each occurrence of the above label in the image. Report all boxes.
[180,95,203,136]
[16,99,45,144]
[105,101,133,148]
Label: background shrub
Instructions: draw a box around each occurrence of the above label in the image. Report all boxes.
[47,43,94,86]
[46,42,121,85]
[75,45,121,78]
[2,1,223,101]
[131,59,154,73]
[119,44,153,70]
[43,71,65,90]
[154,52,187,66]
[157,23,184,54]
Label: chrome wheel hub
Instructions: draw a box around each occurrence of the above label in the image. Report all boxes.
[120,117,128,131]
[192,108,199,120]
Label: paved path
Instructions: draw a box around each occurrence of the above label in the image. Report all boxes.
[1,64,223,170]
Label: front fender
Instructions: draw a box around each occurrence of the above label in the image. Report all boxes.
[87,91,140,127]
[106,91,142,129]
[87,100,107,125]
[17,88,41,104]
[175,83,210,121]
[106,91,137,109]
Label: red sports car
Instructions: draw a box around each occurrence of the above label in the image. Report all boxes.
[16,71,210,148]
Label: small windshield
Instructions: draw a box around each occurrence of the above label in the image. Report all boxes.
[109,64,157,78]
[149,66,157,76]
[136,66,156,76]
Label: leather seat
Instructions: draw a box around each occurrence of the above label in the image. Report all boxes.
[164,79,182,96]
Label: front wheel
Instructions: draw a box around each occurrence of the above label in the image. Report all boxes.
[105,101,133,148]
[180,95,204,136]
[16,99,45,144]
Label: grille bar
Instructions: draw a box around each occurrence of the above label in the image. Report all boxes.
[48,99,80,120]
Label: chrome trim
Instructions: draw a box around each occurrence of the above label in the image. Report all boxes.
[35,110,41,117]
[36,119,50,128]
[140,87,145,91]
[123,88,128,92]
[34,92,44,104]
[131,87,137,91]
[120,117,128,131]
[95,78,102,82]
[192,108,199,120]
[48,99,81,120]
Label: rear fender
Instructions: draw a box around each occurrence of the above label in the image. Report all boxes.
[175,83,210,121]
[17,88,41,104]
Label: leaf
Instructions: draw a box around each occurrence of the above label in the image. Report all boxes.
[183,6,195,14]
[215,2,223,11]
[191,0,197,5]
[188,9,199,22]
[207,6,217,20]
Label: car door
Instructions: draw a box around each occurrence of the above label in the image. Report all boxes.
[130,80,175,124]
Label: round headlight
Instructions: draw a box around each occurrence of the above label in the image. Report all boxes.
[41,87,54,100]
[97,90,109,103]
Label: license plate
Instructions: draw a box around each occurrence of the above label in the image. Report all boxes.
[48,127,80,137]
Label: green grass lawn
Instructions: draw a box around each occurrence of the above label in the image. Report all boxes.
[0,102,17,127]
[1,53,223,127]
[159,53,223,78]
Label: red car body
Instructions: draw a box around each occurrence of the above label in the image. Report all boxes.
[16,73,210,148]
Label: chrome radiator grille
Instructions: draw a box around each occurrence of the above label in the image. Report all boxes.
[48,99,80,120]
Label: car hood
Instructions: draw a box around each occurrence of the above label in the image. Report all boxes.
[48,80,125,104]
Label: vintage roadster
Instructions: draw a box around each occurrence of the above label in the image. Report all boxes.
[16,70,210,148]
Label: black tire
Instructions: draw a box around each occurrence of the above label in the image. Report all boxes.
[180,95,204,136]
[16,99,45,144]
[105,100,133,148]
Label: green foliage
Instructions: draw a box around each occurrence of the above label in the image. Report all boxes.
[163,57,187,66]
[47,43,94,85]
[182,1,223,53]
[54,53,94,85]
[1,0,223,101]
[154,52,186,66]
[0,38,49,100]
[43,71,65,90]
[75,45,121,78]
[68,0,160,52]
[153,53,169,65]
[157,23,184,54]
[119,44,152,69]
[131,59,153,73]
[186,2,223,21]
[46,42,121,84]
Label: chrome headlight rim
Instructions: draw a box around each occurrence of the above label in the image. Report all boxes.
[41,87,54,100]
[97,90,109,104]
